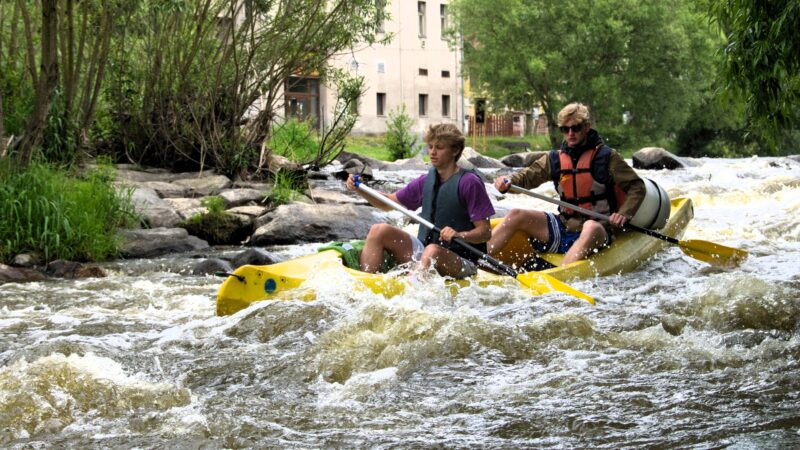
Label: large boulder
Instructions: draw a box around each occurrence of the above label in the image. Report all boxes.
[459,147,506,169]
[0,264,48,283]
[632,147,687,170]
[501,151,548,168]
[130,187,183,227]
[119,227,209,258]
[172,174,232,196]
[251,203,391,246]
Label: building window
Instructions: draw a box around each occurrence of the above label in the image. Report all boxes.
[419,68,428,76]
[419,94,428,116]
[441,70,450,78]
[377,60,385,73]
[418,2,426,37]
[442,95,450,117]
[377,93,386,116]
[285,76,320,129]
[350,96,360,116]
[440,4,448,38]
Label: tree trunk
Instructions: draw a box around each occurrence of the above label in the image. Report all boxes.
[14,0,59,167]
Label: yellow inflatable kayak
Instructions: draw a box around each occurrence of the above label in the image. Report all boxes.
[216,197,693,316]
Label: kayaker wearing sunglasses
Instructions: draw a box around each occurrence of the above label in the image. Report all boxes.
[489,102,646,265]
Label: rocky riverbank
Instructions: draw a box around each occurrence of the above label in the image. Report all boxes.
[0,146,703,283]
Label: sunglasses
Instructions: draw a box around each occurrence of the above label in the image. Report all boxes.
[559,123,584,134]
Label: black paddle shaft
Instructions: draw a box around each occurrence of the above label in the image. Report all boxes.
[355,181,519,278]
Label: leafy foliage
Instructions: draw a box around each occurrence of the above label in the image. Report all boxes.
[709,0,800,150]
[449,0,719,151]
[384,104,419,160]
[0,160,137,263]
[269,118,319,163]
[106,0,387,175]
[270,170,305,206]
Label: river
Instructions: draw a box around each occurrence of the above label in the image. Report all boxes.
[1,156,799,448]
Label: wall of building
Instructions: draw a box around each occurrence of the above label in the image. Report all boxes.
[323,1,463,135]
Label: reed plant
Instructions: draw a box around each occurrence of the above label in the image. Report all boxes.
[0,161,137,263]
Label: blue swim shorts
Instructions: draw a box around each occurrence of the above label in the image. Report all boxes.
[529,213,610,254]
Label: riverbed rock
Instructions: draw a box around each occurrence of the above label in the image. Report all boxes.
[501,151,548,168]
[119,227,209,258]
[192,258,234,276]
[218,188,268,207]
[251,203,388,245]
[0,263,48,283]
[172,174,232,196]
[632,147,687,170]
[459,147,506,169]
[46,260,107,279]
[163,198,206,220]
[130,186,183,227]
[142,181,191,198]
[11,253,41,268]
[231,248,281,268]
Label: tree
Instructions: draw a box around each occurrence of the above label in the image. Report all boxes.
[12,0,59,168]
[448,0,719,148]
[110,0,388,176]
[709,0,800,146]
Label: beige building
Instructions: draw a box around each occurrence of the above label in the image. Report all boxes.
[286,1,465,135]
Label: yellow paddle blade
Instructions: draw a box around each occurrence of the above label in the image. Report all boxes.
[515,271,595,305]
[679,239,749,268]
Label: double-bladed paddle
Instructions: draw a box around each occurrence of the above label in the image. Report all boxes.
[505,183,748,268]
[354,179,594,304]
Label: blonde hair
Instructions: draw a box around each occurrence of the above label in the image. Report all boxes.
[558,102,591,126]
[424,123,465,159]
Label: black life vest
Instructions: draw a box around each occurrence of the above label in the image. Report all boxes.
[418,168,486,260]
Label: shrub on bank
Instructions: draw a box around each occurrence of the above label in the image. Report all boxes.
[0,161,138,263]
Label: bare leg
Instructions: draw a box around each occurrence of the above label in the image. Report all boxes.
[419,244,466,277]
[488,208,550,255]
[563,220,607,265]
[360,224,415,273]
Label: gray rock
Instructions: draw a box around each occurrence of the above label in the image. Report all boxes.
[219,188,267,207]
[116,168,175,183]
[0,263,48,283]
[46,260,107,279]
[227,205,269,218]
[192,258,234,276]
[173,174,232,196]
[163,198,206,221]
[501,151,548,168]
[130,187,183,227]
[632,147,687,170]
[251,203,387,245]
[231,248,281,268]
[119,227,209,258]
[308,189,368,205]
[143,181,191,198]
[459,147,506,169]
[12,253,41,268]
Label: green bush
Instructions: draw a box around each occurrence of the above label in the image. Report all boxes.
[385,104,419,160]
[269,118,319,162]
[0,161,138,263]
[271,170,305,206]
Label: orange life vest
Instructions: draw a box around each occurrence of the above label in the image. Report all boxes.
[553,145,626,218]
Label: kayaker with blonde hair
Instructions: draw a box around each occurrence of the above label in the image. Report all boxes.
[489,102,646,265]
[346,123,495,278]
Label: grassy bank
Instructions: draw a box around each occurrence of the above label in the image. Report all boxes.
[0,162,138,263]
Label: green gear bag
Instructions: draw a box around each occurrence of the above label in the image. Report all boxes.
[317,240,396,272]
